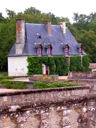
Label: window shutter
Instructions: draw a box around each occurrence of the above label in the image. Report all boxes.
[47,46,52,55]
[65,45,69,55]
[38,45,42,56]
[79,46,82,54]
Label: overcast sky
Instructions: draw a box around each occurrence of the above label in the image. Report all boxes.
[0,0,96,23]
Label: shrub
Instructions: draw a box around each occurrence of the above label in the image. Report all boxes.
[33,81,81,89]
[27,57,42,75]
[0,76,27,89]
[70,55,91,72]
[0,76,13,80]
[70,56,82,71]
[27,56,68,76]
[82,55,92,71]
[34,81,46,89]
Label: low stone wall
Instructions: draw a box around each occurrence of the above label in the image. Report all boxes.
[68,71,96,79]
[69,79,96,90]
[0,86,96,128]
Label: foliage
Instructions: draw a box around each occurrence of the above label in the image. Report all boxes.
[27,56,68,76]
[69,55,91,72]
[27,57,42,75]
[82,55,91,71]
[76,30,96,62]
[54,56,68,76]
[0,76,13,80]
[29,75,62,83]
[70,56,82,71]
[1,7,96,71]
[0,72,8,76]
[33,81,81,89]
[0,76,27,89]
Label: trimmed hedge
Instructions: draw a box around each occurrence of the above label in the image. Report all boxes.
[82,55,91,71]
[27,57,42,75]
[69,55,91,72]
[27,56,68,76]
[27,55,91,76]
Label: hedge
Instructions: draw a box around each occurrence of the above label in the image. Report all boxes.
[69,55,91,72]
[27,56,68,76]
[27,55,91,76]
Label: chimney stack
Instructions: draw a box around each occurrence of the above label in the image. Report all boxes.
[58,22,66,34]
[43,21,51,35]
[16,19,25,54]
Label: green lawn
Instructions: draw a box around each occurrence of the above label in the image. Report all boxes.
[0,72,8,76]
[0,76,27,89]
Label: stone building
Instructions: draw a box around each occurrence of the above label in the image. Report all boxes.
[7,20,86,76]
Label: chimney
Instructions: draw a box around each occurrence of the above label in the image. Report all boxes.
[43,21,51,35]
[16,19,25,54]
[58,22,66,34]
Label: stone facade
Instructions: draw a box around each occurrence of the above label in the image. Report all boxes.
[0,86,95,128]
[68,71,96,79]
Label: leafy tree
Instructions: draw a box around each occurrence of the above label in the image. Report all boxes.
[73,12,79,23]
[6,9,16,19]
[24,7,41,15]
[77,30,96,62]
[0,13,4,23]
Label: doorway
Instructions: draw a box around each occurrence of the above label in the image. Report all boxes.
[46,66,49,75]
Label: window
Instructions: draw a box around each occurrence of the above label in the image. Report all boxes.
[37,33,41,39]
[47,45,52,55]
[79,45,82,54]
[65,45,69,55]
[37,45,42,56]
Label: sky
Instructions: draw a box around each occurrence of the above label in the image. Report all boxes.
[0,0,96,23]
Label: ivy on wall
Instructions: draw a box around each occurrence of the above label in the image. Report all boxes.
[82,55,91,71]
[27,57,42,75]
[27,56,68,76]
[27,55,91,76]
[69,55,91,72]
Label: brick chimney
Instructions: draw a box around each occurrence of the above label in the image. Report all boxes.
[43,21,51,35]
[16,19,25,54]
[58,22,66,34]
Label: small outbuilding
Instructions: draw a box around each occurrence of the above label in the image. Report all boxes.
[7,20,86,76]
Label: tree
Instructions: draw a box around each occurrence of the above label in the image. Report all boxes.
[73,12,79,23]
[6,9,16,18]
[77,30,96,62]
[0,13,4,23]
[24,7,41,15]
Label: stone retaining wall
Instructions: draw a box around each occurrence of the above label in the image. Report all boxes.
[68,71,96,79]
[0,86,96,128]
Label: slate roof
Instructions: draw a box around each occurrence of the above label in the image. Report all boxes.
[7,23,86,57]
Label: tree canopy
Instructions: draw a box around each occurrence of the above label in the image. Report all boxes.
[0,7,96,71]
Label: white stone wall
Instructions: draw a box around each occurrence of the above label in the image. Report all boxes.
[42,64,46,75]
[8,56,28,76]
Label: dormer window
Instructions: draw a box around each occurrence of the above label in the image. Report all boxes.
[65,45,69,55]
[37,45,42,56]
[47,45,52,56]
[37,33,41,39]
[79,45,83,55]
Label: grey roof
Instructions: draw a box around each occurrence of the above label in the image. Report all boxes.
[7,23,86,57]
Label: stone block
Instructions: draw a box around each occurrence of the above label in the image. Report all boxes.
[41,113,50,120]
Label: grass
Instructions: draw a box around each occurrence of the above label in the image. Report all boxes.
[33,81,81,89]
[0,76,27,89]
[0,72,8,76]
